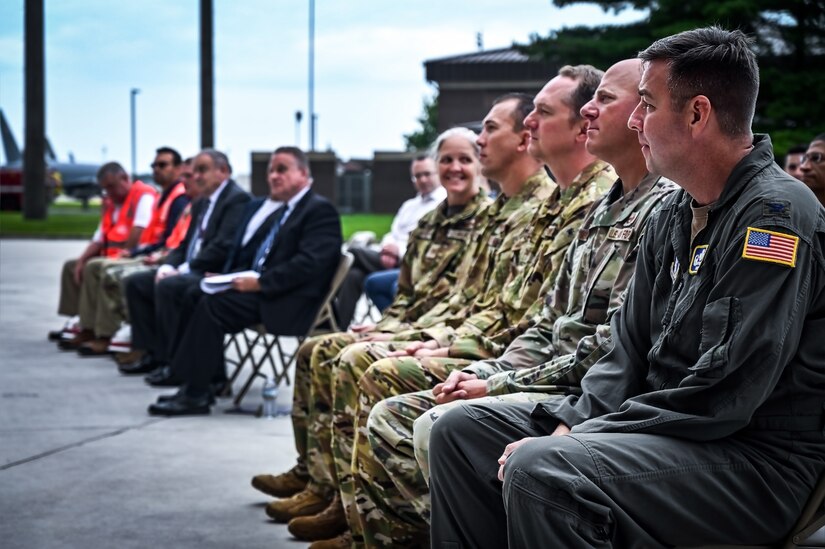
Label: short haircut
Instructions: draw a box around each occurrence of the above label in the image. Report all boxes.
[557,65,604,123]
[638,26,759,137]
[492,93,534,132]
[155,146,182,165]
[412,153,431,163]
[812,133,825,145]
[787,144,809,156]
[430,127,480,160]
[274,146,311,177]
[97,162,127,181]
[198,148,232,174]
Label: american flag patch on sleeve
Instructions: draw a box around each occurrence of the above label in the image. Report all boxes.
[742,227,799,267]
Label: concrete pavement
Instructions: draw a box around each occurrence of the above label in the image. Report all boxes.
[0,239,305,548]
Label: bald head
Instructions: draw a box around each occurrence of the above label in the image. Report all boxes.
[580,58,644,166]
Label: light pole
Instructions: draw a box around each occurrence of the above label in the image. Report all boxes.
[308,0,315,151]
[130,88,140,178]
[295,110,303,147]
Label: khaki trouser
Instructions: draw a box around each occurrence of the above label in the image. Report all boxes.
[75,257,145,337]
[58,258,83,317]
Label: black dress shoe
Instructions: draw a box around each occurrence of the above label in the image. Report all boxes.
[119,355,162,375]
[47,329,64,341]
[147,393,211,416]
[144,366,181,387]
[157,388,215,405]
[211,380,232,398]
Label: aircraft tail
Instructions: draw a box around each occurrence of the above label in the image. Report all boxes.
[0,109,22,164]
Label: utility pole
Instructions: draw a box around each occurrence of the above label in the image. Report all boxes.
[295,110,302,147]
[200,0,214,149]
[130,88,140,178]
[23,0,46,219]
[308,0,315,151]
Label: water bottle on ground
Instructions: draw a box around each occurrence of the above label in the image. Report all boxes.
[261,377,278,419]
[274,379,293,416]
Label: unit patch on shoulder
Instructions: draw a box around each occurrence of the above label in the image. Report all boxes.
[742,227,798,267]
[689,245,708,275]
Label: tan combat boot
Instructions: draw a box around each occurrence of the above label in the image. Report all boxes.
[308,531,353,549]
[251,465,309,498]
[265,488,329,522]
[287,493,347,541]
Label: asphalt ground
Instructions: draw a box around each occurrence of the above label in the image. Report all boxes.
[0,239,307,549]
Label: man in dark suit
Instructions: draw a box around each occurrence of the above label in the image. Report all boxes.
[120,149,250,376]
[148,146,342,416]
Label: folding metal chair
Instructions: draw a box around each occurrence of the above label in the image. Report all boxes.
[676,470,825,548]
[223,251,354,407]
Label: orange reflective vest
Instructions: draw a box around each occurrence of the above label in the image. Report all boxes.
[138,181,186,246]
[101,180,158,258]
[164,202,192,250]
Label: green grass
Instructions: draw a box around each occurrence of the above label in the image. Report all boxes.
[0,207,393,241]
[340,214,393,241]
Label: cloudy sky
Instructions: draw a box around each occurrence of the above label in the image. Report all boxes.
[0,1,645,175]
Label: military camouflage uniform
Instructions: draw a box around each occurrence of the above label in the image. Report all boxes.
[327,165,615,546]
[355,174,676,546]
[290,191,490,496]
[319,170,557,543]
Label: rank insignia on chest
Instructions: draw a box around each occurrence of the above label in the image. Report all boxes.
[623,212,639,226]
[607,227,633,241]
[689,245,708,275]
[670,259,680,281]
[742,227,798,267]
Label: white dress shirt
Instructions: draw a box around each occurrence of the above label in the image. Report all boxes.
[381,185,446,258]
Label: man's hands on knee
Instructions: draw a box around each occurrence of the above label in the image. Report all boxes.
[433,371,486,404]
[497,423,571,481]
[387,339,438,357]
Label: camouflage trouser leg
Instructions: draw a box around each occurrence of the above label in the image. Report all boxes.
[328,341,420,545]
[101,260,154,324]
[292,334,354,484]
[412,392,558,481]
[304,332,362,496]
[351,356,471,547]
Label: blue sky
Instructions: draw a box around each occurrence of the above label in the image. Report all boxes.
[0,1,645,175]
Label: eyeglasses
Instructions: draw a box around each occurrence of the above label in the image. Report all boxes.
[412,171,433,180]
[151,161,170,169]
[801,152,824,165]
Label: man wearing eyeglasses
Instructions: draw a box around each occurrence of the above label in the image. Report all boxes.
[800,134,825,206]
[336,155,447,328]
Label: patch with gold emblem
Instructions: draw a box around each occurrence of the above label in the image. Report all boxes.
[689,245,708,275]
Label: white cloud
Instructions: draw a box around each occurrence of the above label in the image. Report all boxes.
[1,0,647,173]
